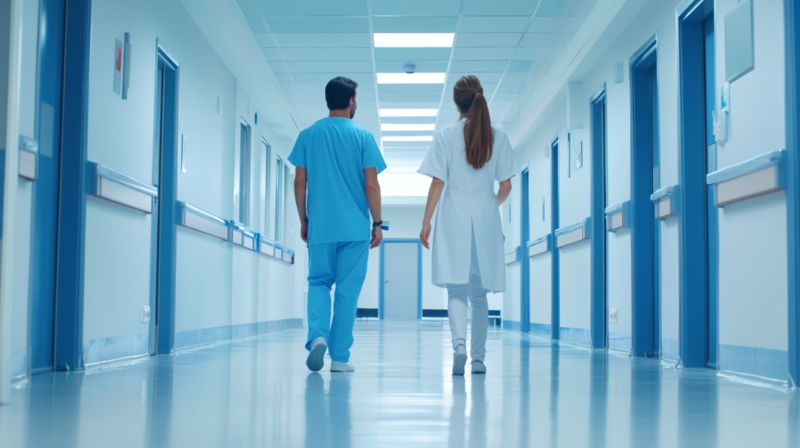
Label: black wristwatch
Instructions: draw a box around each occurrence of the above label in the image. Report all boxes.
[372,220,383,228]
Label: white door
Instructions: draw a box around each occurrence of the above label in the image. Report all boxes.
[383,242,419,319]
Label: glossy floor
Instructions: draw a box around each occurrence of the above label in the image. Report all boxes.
[1,320,799,447]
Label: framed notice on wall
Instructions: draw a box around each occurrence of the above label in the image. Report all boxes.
[114,39,122,94]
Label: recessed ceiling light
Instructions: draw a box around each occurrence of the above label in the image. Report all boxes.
[381,123,436,131]
[379,109,438,117]
[381,136,434,142]
[374,33,455,48]
[377,73,446,84]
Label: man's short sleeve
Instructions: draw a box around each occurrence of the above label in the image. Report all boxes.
[361,131,387,174]
[495,131,520,182]
[418,130,447,181]
[288,131,306,168]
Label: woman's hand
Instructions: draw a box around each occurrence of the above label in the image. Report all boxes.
[420,222,432,249]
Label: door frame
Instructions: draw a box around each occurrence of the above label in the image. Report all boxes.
[550,138,560,340]
[784,0,800,387]
[520,168,530,333]
[677,0,716,368]
[590,87,608,350]
[152,42,180,354]
[379,238,422,320]
[629,35,658,357]
[52,0,92,371]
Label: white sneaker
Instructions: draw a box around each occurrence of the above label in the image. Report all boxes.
[306,337,327,372]
[472,361,486,374]
[452,345,467,376]
[330,361,355,372]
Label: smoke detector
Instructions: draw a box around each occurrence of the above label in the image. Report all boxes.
[403,64,416,74]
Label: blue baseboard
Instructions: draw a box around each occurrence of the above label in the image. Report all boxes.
[83,333,149,365]
[176,325,231,349]
[11,347,26,378]
[662,338,679,361]
[530,323,551,338]
[609,332,632,352]
[559,327,591,346]
[503,320,521,331]
[258,318,303,334]
[720,344,788,381]
[231,322,258,339]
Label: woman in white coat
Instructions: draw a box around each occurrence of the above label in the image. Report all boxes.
[418,75,520,375]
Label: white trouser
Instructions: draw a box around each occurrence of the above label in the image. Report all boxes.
[447,274,489,362]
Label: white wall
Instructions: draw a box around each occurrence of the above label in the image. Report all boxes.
[502,0,790,377]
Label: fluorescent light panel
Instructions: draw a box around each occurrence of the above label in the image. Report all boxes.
[377,73,446,84]
[379,109,438,117]
[381,123,436,131]
[381,136,434,142]
[374,33,455,48]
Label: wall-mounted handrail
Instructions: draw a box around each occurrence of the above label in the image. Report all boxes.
[88,161,157,213]
[178,201,230,241]
[505,246,521,265]
[706,150,785,185]
[555,218,590,248]
[650,185,678,220]
[527,234,550,257]
[604,201,631,232]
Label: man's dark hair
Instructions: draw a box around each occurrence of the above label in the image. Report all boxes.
[325,77,358,110]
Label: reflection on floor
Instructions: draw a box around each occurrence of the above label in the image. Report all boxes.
[1,320,800,447]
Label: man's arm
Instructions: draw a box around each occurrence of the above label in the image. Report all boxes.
[364,167,382,249]
[293,167,308,243]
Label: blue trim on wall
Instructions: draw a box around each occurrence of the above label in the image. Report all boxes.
[720,345,789,381]
[530,323,551,338]
[0,149,4,238]
[503,320,521,331]
[257,318,303,334]
[175,325,232,349]
[554,218,591,237]
[231,323,259,339]
[706,150,785,185]
[590,91,607,350]
[520,169,530,333]
[82,333,149,365]
[379,239,423,319]
[559,327,591,346]
[53,0,92,371]
[608,332,632,353]
[785,0,800,388]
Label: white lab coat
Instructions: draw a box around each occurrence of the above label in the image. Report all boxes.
[418,119,520,292]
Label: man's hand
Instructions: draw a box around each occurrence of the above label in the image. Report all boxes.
[420,222,432,249]
[370,226,383,249]
[300,221,308,243]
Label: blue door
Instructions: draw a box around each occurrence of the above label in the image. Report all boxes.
[590,92,608,349]
[30,0,66,374]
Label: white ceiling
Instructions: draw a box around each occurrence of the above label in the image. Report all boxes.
[236,0,597,174]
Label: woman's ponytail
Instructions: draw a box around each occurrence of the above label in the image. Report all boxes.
[454,75,494,170]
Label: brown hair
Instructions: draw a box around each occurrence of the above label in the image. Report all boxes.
[454,75,493,169]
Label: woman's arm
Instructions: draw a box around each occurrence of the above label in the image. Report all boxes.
[420,177,445,249]
[496,179,512,206]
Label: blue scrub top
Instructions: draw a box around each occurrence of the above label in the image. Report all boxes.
[289,117,387,246]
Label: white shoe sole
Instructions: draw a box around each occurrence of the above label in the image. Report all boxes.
[306,342,327,372]
[472,363,486,374]
[330,365,354,373]
[453,353,467,376]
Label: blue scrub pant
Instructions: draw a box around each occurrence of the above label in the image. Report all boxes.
[305,240,369,363]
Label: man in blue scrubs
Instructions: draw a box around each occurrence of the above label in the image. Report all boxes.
[289,77,386,373]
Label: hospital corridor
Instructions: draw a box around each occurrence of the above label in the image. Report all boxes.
[1,0,800,447]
